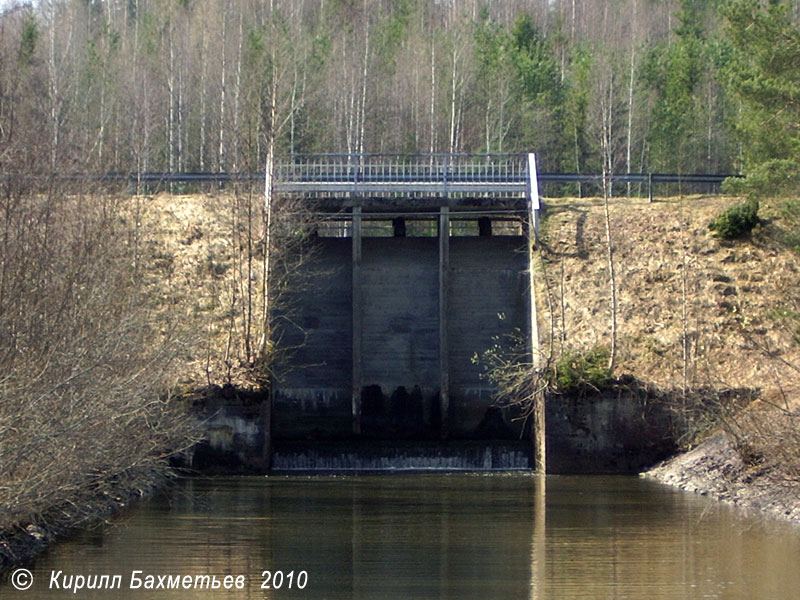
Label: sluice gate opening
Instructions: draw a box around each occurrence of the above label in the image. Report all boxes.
[269,154,541,470]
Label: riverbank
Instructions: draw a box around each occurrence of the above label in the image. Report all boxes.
[645,431,800,522]
[0,469,169,575]
[644,385,800,522]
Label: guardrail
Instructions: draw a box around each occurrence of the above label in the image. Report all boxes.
[96,170,736,187]
[11,151,741,199]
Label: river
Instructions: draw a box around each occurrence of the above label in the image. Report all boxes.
[4,474,800,599]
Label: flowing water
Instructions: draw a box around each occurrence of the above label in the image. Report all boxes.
[4,474,800,599]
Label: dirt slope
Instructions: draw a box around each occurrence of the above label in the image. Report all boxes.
[137,192,257,388]
[538,195,800,394]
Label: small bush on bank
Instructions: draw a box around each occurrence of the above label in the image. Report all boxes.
[550,347,613,393]
[709,198,760,239]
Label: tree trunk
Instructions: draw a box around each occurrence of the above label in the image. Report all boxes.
[429,41,436,153]
[167,14,176,182]
[47,1,60,170]
[358,23,369,155]
[602,170,618,372]
[625,0,637,197]
[200,26,208,171]
[233,7,243,171]
[449,45,457,154]
[218,3,228,172]
[600,66,618,371]
[258,49,278,359]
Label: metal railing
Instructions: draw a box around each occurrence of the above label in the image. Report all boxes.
[273,153,530,197]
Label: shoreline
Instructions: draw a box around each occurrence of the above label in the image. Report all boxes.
[644,432,800,523]
[0,473,167,577]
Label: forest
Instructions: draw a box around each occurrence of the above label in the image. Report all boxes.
[0,0,797,185]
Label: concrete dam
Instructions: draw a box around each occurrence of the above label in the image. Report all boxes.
[268,153,540,470]
[193,153,676,473]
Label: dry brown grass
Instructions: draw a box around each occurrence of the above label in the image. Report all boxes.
[538,194,800,467]
[137,189,316,389]
[539,195,800,393]
[721,386,800,481]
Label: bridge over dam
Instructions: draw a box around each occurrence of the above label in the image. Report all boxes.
[193,154,681,473]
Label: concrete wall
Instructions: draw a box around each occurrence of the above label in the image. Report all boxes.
[272,230,529,440]
[202,226,679,471]
[448,237,528,435]
[189,392,677,473]
[361,238,440,394]
[189,396,270,473]
[546,391,678,474]
[273,238,352,438]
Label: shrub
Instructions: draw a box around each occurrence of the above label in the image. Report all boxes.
[709,198,759,240]
[474,338,614,413]
[550,347,613,393]
[0,184,197,534]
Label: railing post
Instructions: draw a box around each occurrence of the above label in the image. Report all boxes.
[527,153,541,241]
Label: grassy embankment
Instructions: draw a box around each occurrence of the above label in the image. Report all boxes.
[0,186,285,572]
[536,193,800,514]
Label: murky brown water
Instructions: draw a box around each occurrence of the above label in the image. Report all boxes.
[4,474,800,599]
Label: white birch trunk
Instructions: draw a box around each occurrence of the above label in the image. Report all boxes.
[429,41,436,154]
[449,46,457,154]
[625,0,637,197]
[218,4,228,172]
[258,46,279,358]
[358,21,369,155]
[233,8,244,171]
[47,1,59,170]
[200,25,208,171]
[168,15,176,178]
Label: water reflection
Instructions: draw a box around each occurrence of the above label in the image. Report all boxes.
[4,474,800,599]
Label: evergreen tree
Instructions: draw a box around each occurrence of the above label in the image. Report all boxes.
[507,13,565,170]
[642,0,709,173]
[721,0,800,197]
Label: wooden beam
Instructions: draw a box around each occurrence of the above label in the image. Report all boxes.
[352,206,363,435]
